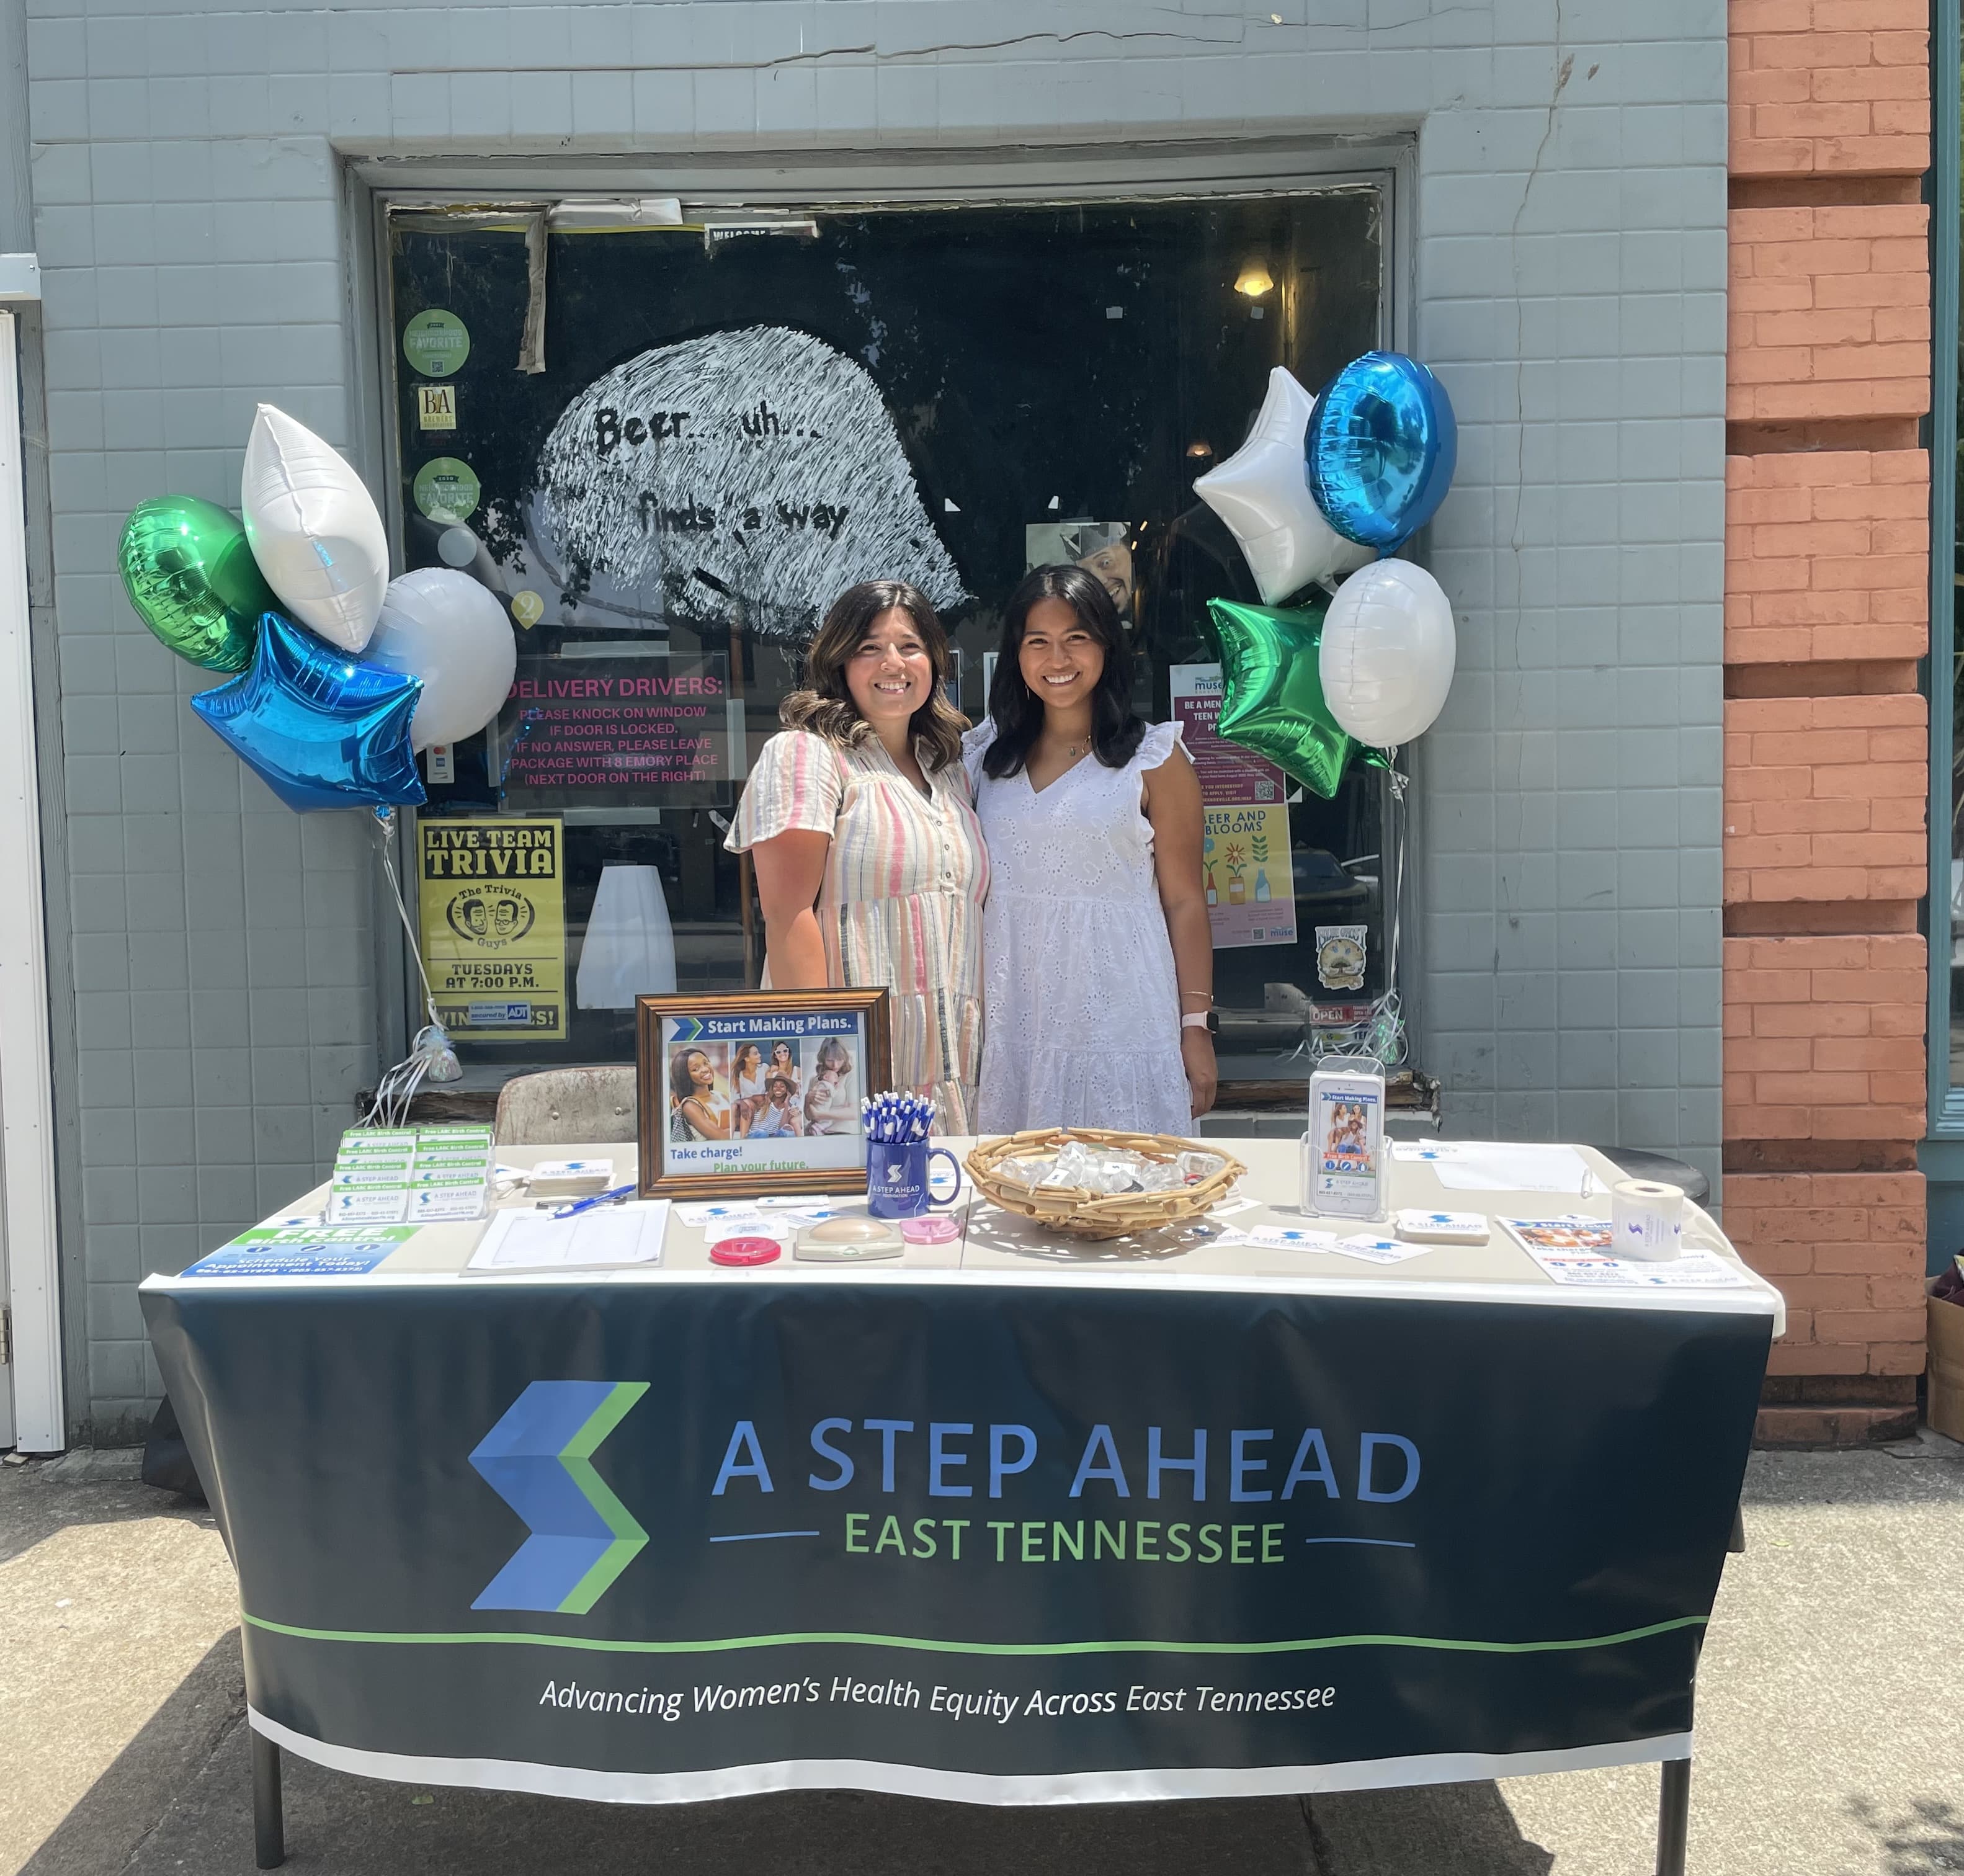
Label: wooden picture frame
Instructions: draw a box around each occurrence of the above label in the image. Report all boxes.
[635,988,893,1199]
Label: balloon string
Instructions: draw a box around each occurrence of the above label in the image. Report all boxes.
[368,1048,432,1132]
[372,806,441,1031]
[1378,751,1408,1066]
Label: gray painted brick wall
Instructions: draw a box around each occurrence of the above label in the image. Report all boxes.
[22,0,1726,1437]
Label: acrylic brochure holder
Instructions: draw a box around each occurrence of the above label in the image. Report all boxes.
[1303,1054,1388,1223]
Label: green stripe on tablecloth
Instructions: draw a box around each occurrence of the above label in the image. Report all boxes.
[243,1613,1707,1657]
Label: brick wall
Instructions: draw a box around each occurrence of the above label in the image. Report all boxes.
[1725,449,1927,664]
[1723,0,1932,1445]
[1728,202,1931,422]
[1723,933,1927,1142]
[1726,1171,1929,1444]
[1723,695,1926,905]
[1731,1,1931,176]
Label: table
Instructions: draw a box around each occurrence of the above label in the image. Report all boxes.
[142,1139,1777,1872]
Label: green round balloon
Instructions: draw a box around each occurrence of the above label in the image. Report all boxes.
[1207,596,1359,800]
[118,496,275,672]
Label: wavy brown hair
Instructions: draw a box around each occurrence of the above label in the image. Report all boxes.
[779,580,968,772]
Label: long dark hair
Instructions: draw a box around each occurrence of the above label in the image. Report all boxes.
[779,580,968,772]
[981,565,1145,779]
[669,1047,709,1105]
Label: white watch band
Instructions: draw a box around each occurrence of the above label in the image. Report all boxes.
[1181,1012,1212,1029]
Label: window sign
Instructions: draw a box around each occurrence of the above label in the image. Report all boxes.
[1172,664,1297,952]
[488,651,734,810]
[417,816,568,1039]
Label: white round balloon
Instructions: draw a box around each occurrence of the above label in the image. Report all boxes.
[240,403,390,653]
[1193,367,1373,605]
[1319,559,1457,746]
[365,568,517,750]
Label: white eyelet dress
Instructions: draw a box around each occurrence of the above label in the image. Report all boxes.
[963,720,1192,1135]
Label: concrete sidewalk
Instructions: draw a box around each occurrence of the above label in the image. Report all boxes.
[3,1439,1960,1876]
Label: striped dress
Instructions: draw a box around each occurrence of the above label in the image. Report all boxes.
[725,729,988,1132]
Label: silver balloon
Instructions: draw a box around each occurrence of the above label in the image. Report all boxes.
[365,568,517,750]
[1318,559,1457,746]
[1194,368,1372,604]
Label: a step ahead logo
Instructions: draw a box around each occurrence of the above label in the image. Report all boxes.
[469,1381,649,1614]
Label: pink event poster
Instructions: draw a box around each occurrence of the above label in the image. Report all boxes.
[1171,664,1297,950]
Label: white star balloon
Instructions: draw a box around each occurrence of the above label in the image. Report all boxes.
[1194,367,1373,605]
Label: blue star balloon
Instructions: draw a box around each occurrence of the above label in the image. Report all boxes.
[1305,352,1458,552]
[192,610,426,811]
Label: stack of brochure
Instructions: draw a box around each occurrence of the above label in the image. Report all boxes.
[527,1158,615,1202]
[326,1125,496,1225]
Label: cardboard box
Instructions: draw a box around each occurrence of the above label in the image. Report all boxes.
[1929,1278,1964,1444]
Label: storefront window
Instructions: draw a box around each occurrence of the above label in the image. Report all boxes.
[383,187,1393,1093]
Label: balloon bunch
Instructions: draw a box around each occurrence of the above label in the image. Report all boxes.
[1194,352,1458,793]
[117,404,516,811]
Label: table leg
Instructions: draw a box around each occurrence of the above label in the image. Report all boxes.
[251,1728,285,1869]
[1655,1756,1691,1876]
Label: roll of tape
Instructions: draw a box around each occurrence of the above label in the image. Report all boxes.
[1610,1179,1684,1262]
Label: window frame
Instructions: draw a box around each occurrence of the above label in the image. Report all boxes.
[357,141,1420,1094]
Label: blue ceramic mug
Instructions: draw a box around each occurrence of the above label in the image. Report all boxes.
[866,1142,961,1220]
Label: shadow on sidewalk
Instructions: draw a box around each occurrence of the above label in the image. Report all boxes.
[1741,1444,1964,1512]
[18,1628,246,1876]
[16,1646,1332,1876]
[1308,1782,1556,1875]
[0,1465,213,1570]
[1844,1794,1964,1876]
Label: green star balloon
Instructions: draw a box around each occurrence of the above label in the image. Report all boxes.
[1207,596,1358,798]
[118,495,275,672]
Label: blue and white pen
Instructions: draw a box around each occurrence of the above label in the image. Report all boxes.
[552,1182,637,1219]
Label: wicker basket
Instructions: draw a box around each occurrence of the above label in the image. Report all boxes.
[966,1127,1247,1241]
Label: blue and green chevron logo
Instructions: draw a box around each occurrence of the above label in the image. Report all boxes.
[469,1381,649,1614]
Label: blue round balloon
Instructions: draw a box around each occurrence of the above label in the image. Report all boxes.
[1305,352,1458,552]
[191,611,426,812]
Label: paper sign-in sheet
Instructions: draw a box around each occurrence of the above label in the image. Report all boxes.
[468,1202,670,1271]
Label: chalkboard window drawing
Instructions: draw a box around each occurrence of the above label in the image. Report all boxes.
[383,185,1394,1089]
[537,328,965,643]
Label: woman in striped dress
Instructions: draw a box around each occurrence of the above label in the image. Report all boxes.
[725,581,988,1131]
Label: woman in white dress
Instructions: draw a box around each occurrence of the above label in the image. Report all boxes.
[964,565,1216,1133]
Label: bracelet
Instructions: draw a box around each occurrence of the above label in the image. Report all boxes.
[1179,991,1215,1004]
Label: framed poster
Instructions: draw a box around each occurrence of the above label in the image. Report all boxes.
[635,989,892,1199]
[417,816,567,1038]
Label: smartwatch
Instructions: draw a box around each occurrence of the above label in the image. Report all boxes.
[1181,1010,1218,1034]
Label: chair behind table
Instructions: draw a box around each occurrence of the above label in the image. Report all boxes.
[492,1066,637,1146]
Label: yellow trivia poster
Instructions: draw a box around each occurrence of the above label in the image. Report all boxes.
[417,818,567,1039]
